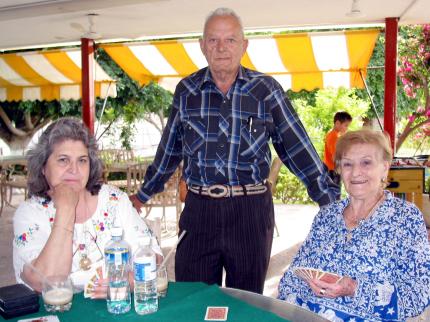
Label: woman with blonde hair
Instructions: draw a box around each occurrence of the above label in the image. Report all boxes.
[278,129,430,321]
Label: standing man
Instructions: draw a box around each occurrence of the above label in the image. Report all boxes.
[130,8,339,294]
[323,111,352,191]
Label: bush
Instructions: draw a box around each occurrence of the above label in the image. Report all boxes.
[274,166,313,204]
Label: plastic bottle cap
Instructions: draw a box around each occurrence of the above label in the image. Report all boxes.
[139,236,151,246]
[111,227,123,237]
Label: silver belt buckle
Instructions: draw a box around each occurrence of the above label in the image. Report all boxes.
[207,184,228,198]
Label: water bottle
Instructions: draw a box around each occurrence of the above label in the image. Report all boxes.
[133,236,158,315]
[105,227,131,314]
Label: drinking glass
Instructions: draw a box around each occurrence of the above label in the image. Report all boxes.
[42,275,74,312]
[156,265,168,297]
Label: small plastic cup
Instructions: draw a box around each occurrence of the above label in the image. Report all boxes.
[42,275,74,312]
[156,265,168,297]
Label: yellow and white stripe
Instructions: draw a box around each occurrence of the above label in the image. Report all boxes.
[102,29,379,92]
[0,49,116,102]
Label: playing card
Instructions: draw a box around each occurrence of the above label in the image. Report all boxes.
[293,267,313,281]
[205,306,229,321]
[293,267,343,284]
[18,316,60,322]
[296,269,309,281]
[84,280,95,298]
[319,272,343,284]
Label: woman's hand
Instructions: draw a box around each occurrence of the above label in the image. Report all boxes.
[307,276,357,298]
[49,183,80,226]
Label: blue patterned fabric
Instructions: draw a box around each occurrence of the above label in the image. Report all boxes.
[137,66,339,206]
[278,191,430,321]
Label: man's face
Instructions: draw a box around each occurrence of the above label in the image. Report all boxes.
[200,15,248,76]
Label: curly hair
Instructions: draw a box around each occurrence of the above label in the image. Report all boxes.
[26,117,103,198]
[334,129,393,171]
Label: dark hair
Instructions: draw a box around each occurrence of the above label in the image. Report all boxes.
[335,129,393,171]
[334,111,352,123]
[26,117,103,198]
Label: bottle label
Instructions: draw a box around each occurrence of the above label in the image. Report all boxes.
[134,257,155,281]
[105,249,129,266]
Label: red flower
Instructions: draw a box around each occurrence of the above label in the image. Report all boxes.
[49,217,54,222]
[104,212,108,217]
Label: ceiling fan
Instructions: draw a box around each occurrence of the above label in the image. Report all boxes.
[346,0,365,18]
[70,13,102,40]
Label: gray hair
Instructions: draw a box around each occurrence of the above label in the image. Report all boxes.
[203,7,244,38]
[26,117,103,198]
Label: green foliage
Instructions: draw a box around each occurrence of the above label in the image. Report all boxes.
[355,29,418,120]
[293,88,369,156]
[274,166,313,204]
[273,88,370,203]
[95,48,173,147]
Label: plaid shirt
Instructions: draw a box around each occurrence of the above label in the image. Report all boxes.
[138,66,339,206]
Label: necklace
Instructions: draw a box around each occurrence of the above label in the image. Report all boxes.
[345,192,385,242]
[73,222,93,271]
[78,196,94,270]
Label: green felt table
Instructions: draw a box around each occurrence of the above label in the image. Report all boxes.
[4,282,290,322]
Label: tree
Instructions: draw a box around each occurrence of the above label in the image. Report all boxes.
[396,24,430,150]
[95,48,173,149]
[0,99,81,153]
[356,25,430,152]
[274,88,370,204]
[293,88,369,155]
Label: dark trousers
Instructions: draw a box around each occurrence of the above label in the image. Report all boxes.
[175,188,275,294]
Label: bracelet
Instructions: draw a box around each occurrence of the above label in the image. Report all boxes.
[52,224,74,234]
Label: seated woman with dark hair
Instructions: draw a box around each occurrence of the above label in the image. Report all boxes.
[278,129,430,321]
[12,117,160,294]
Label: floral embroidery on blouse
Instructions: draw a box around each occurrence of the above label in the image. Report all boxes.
[14,224,40,247]
[278,191,430,322]
[109,193,119,201]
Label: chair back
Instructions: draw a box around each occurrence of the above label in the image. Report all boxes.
[268,157,283,194]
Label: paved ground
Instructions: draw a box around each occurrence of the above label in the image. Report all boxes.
[0,192,317,298]
[2,192,429,320]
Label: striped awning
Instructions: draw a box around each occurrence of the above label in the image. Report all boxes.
[102,29,379,93]
[0,48,116,102]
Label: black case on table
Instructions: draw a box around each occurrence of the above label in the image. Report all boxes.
[0,284,40,319]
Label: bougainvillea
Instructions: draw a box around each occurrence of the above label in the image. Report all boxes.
[397,24,430,150]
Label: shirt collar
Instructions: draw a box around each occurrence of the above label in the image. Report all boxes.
[199,65,250,90]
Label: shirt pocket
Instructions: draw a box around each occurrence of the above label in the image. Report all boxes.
[182,119,205,156]
[239,117,267,158]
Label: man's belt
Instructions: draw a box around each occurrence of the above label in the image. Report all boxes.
[188,182,268,198]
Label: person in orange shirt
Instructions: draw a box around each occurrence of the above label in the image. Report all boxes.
[324,112,352,196]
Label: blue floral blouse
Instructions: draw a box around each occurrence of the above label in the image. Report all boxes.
[278,191,430,322]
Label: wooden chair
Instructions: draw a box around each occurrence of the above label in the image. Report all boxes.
[105,162,149,194]
[144,167,182,232]
[268,157,283,237]
[0,168,28,215]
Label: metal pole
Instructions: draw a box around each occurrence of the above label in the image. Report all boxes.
[359,69,384,131]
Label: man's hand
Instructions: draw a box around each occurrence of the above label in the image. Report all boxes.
[129,194,145,213]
